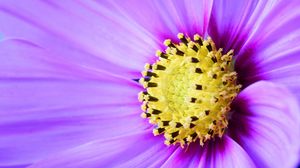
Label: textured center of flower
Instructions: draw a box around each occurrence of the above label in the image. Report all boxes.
[138,33,241,147]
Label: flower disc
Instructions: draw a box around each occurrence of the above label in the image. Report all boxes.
[139,33,241,147]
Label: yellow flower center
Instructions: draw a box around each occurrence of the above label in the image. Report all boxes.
[138,33,241,147]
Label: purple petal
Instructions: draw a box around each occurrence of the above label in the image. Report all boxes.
[0,39,147,166]
[27,132,255,168]
[28,130,177,168]
[160,142,204,167]
[0,165,30,168]
[0,0,214,59]
[208,0,268,54]
[203,136,255,168]
[0,1,161,77]
[99,0,213,41]
[161,135,255,168]
[229,81,300,168]
[234,1,300,90]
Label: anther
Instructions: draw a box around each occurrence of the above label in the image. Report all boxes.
[191,132,197,139]
[169,139,175,144]
[191,57,199,63]
[154,64,166,70]
[141,102,148,111]
[139,78,150,85]
[162,121,170,126]
[141,112,151,118]
[206,44,212,52]
[146,95,159,102]
[190,97,197,103]
[195,84,202,90]
[195,68,203,73]
[189,123,196,128]
[156,50,168,59]
[213,120,217,125]
[205,110,210,115]
[164,39,176,48]
[171,131,179,138]
[156,128,165,134]
[211,56,217,63]
[142,71,158,77]
[208,129,214,135]
[191,116,199,121]
[144,63,152,70]
[146,82,158,88]
[176,49,184,56]
[192,45,199,52]
[177,33,188,45]
[138,91,147,102]
[150,109,162,115]
[176,122,183,128]
[194,35,203,45]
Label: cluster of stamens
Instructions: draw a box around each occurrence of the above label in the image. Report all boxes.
[138,33,241,147]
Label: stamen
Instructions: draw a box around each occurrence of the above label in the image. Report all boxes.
[177,33,189,45]
[195,68,203,74]
[139,33,241,147]
[191,57,200,63]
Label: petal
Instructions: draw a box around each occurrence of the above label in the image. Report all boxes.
[28,132,255,168]
[234,1,300,91]
[229,81,300,168]
[160,136,255,168]
[208,0,268,54]
[100,0,213,40]
[28,130,177,168]
[0,1,160,77]
[0,165,30,168]
[205,136,255,168]
[0,39,146,166]
[0,0,215,72]
[160,142,204,167]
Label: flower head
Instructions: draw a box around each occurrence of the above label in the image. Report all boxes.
[139,35,241,147]
[0,0,300,168]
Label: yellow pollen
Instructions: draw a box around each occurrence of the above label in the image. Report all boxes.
[139,33,241,147]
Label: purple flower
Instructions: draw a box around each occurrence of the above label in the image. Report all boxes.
[1,0,300,168]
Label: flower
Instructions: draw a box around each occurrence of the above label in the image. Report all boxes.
[0,0,300,168]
